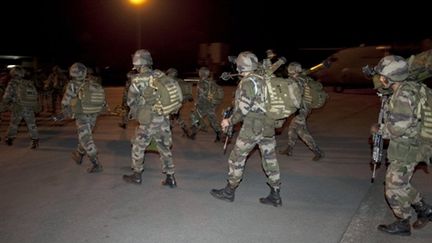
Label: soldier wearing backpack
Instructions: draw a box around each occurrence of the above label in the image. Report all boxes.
[279,62,324,161]
[371,55,432,236]
[2,66,39,149]
[61,62,104,173]
[188,67,223,142]
[122,49,177,188]
[210,51,282,207]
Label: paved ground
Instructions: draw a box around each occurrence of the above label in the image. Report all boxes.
[0,86,431,243]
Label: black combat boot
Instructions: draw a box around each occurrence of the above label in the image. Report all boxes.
[259,184,282,207]
[71,151,85,165]
[279,146,293,156]
[30,139,39,149]
[312,147,324,161]
[214,131,221,142]
[161,174,177,188]
[412,200,432,229]
[377,218,411,236]
[5,137,13,146]
[210,183,236,202]
[123,172,142,184]
[87,159,103,173]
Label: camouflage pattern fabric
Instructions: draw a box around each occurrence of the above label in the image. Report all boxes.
[128,67,175,175]
[190,78,221,133]
[3,78,39,140]
[385,159,422,219]
[227,73,280,188]
[287,106,319,151]
[382,81,424,220]
[62,78,99,161]
[75,114,98,160]
[286,75,320,152]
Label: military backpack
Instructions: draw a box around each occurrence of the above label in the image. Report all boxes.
[301,76,328,109]
[17,80,38,109]
[151,71,183,116]
[72,80,106,114]
[264,76,302,121]
[412,82,432,164]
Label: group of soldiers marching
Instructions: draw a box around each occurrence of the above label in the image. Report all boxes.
[1,47,431,237]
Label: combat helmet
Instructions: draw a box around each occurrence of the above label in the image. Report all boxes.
[236,51,259,73]
[287,62,302,75]
[69,62,87,80]
[374,55,409,82]
[198,67,210,79]
[132,49,153,66]
[9,66,25,78]
[166,68,178,78]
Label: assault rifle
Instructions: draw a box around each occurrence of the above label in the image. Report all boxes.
[222,106,234,154]
[371,93,388,183]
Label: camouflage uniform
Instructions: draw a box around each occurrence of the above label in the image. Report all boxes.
[2,68,39,148]
[123,49,177,187]
[189,68,222,141]
[61,62,103,173]
[211,51,281,206]
[118,69,137,129]
[45,66,67,113]
[374,55,432,236]
[383,82,423,219]
[281,73,323,161]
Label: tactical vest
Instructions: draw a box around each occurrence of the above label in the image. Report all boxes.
[151,72,183,116]
[17,80,38,108]
[177,79,193,101]
[71,80,106,114]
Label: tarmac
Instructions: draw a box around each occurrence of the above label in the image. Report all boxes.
[0,86,431,243]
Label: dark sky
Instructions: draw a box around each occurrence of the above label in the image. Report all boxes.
[1,0,430,73]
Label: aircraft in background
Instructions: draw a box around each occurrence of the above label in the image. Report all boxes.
[303,38,431,92]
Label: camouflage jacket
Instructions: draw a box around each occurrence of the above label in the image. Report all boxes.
[383,82,421,162]
[3,78,38,110]
[61,78,83,116]
[196,78,215,107]
[230,73,274,137]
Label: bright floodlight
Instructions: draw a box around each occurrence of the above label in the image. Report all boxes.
[129,0,146,5]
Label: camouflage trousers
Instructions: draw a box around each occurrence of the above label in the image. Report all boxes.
[131,116,174,175]
[228,129,280,189]
[385,159,423,219]
[75,114,98,160]
[191,105,221,133]
[6,108,39,139]
[287,114,318,150]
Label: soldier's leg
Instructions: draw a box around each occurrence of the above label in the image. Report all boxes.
[259,136,282,207]
[76,115,102,173]
[378,160,418,236]
[123,124,152,184]
[207,109,222,142]
[155,120,176,187]
[210,131,257,202]
[279,118,298,155]
[5,110,23,145]
[22,109,39,149]
[296,122,323,161]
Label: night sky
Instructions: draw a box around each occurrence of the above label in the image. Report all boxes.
[1,0,430,74]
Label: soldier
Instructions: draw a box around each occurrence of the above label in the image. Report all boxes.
[45,65,67,114]
[118,67,138,129]
[210,51,282,207]
[188,66,222,142]
[2,66,39,148]
[61,62,104,173]
[122,49,177,188]
[372,55,432,236]
[279,62,324,161]
[166,68,192,136]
